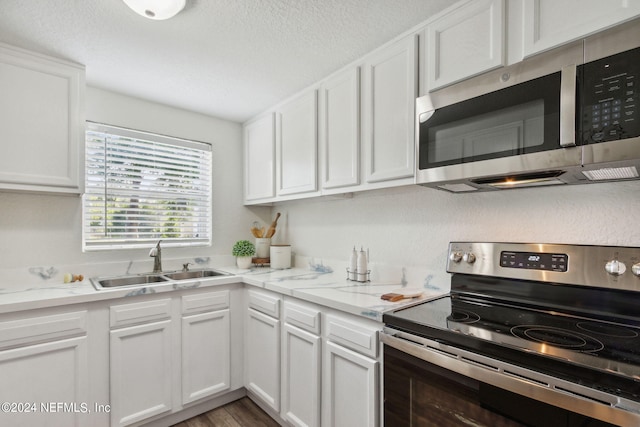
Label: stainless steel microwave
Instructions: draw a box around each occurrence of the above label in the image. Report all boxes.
[416,19,640,192]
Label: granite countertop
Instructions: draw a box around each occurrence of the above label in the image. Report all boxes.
[0,260,448,321]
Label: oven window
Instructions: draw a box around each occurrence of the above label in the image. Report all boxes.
[419,72,561,170]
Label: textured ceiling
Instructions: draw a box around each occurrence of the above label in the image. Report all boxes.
[0,0,455,122]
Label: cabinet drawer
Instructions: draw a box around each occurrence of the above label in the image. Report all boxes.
[248,290,281,318]
[326,314,379,358]
[0,310,87,350]
[182,290,229,315]
[283,300,320,334]
[110,299,172,329]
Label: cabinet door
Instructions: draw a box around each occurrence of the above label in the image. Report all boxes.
[0,337,88,427]
[426,0,505,91]
[323,341,379,427]
[362,35,417,184]
[320,67,360,191]
[110,320,172,427]
[181,309,230,405]
[244,113,276,203]
[523,0,640,57]
[245,308,280,412]
[0,43,84,194]
[277,90,319,196]
[282,323,321,427]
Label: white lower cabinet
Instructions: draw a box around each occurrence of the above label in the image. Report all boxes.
[245,290,282,412]
[181,290,232,405]
[281,301,322,427]
[181,309,231,405]
[0,310,90,427]
[109,300,173,427]
[245,294,381,427]
[322,314,380,427]
[109,289,234,427]
[110,320,173,427]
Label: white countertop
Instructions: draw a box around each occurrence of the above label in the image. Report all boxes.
[0,262,448,321]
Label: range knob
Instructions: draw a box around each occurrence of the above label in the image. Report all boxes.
[605,260,626,276]
[463,252,476,264]
[632,263,640,277]
[449,252,463,263]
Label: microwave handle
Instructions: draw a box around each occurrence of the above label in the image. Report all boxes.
[560,64,577,147]
[416,95,435,124]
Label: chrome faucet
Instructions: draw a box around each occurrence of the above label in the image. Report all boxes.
[149,240,162,273]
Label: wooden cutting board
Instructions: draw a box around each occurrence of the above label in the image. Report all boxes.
[381,288,423,302]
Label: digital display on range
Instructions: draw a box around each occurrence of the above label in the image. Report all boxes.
[500,251,568,272]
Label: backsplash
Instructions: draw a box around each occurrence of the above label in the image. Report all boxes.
[276,180,640,278]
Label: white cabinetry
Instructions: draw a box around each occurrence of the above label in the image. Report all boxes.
[244,113,276,203]
[245,289,281,412]
[277,90,319,197]
[319,67,361,192]
[523,0,640,57]
[362,35,417,185]
[323,314,380,427]
[109,299,173,427]
[0,310,89,427]
[181,290,231,405]
[244,292,382,427]
[281,301,322,427]
[424,0,505,91]
[0,42,84,194]
[110,289,234,427]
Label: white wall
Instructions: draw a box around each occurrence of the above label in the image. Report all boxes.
[275,180,640,281]
[0,87,270,272]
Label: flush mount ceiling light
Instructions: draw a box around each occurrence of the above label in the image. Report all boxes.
[122,0,186,20]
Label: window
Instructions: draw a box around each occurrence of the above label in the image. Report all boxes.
[83,122,212,250]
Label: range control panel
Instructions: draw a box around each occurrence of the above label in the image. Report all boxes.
[500,251,568,272]
[447,242,640,292]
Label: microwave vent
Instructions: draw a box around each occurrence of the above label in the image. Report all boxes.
[582,167,639,181]
[437,183,479,192]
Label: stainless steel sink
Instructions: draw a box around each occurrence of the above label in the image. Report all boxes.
[93,274,169,289]
[163,269,229,280]
[90,269,231,290]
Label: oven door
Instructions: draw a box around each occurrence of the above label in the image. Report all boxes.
[415,45,583,192]
[381,330,637,427]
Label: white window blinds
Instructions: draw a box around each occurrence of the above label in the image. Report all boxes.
[83,123,212,250]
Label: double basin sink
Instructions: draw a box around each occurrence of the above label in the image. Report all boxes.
[91,269,231,291]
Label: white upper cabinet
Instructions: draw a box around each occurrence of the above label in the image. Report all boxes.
[425,0,505,92]
[362,34,417,184]
[277,90,319,197]
[319,67,361,192]
[0,42,85,195]
[244,112,276,203]
[522,0,640,57]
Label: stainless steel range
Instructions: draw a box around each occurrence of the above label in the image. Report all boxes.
[382,242,640,427]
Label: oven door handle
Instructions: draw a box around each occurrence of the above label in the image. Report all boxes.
[560,64,577,147]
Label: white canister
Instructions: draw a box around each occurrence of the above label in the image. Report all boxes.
[270,245,291,269]
[255,238,271,258]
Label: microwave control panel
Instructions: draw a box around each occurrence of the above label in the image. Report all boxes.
[578,46,639,144]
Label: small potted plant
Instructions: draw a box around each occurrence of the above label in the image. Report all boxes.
[232,240,255,269]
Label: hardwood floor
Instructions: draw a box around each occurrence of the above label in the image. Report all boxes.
[172,397,280,427]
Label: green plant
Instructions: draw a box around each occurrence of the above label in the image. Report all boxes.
[232,240,255,257]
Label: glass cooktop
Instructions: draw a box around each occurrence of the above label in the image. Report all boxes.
[385,294,640,380]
